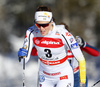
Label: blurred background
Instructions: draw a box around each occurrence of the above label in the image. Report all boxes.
[0,0,100,87]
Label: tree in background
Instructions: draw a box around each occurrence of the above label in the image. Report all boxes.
[0,0,100,54]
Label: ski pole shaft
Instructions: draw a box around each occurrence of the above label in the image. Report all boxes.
[23,58,25,70]
[23,58,26,87]
[91,79,100,87]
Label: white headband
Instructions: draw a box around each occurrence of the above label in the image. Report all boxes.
[35,11,52,22]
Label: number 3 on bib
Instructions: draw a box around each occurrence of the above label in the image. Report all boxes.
[44,49,52,58]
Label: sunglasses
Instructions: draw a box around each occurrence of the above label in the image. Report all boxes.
[35,19,52,28]
[35,23,49,28]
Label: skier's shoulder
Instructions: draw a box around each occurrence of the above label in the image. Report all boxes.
[25,25,39,37]
[55,24,69,35]
[27,25,38,32]
[55,24,74,40]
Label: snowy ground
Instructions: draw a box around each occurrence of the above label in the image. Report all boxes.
[0,53,38,87]
[0,35,38,87]
[0,35,100,87]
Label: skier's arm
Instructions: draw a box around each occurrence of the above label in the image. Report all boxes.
[62,32,86,84]
[70,42,86,84]
[18,29,34,63]
[81,43,99,56]
[76,36,99,56]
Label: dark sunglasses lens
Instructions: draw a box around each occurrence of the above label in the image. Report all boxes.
[36,24,49,28]
[42,24,49,27]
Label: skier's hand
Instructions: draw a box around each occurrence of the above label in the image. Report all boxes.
[80,83,86,87]
[18,48,28,62]
[76,36,86,48]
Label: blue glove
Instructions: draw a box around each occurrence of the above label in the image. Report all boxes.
[18,48,28,62]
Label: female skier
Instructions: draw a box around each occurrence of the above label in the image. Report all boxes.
[18,5,86,87]
[31,23,99,87]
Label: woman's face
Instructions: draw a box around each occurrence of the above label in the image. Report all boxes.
[35,21,53,36]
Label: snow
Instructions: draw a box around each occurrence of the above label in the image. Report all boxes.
[0,52,38,87]
[0,35,38,87]
[0,35,100,87]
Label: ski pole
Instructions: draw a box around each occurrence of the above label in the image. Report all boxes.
[23,58,26,87]
[91,79,100,87]
[22,46,27,87]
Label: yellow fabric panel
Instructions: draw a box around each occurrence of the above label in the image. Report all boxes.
[79,59,86,84]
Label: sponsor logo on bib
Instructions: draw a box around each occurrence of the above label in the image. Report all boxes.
[33,37,64,48]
